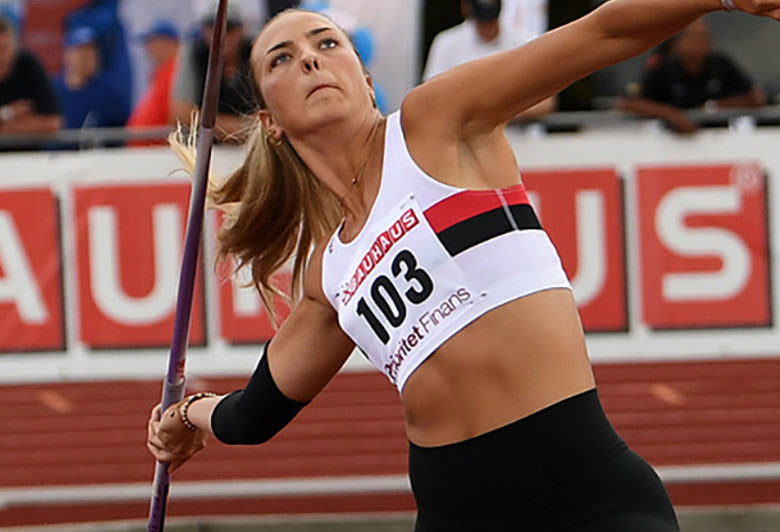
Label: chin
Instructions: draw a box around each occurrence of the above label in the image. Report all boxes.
[300,99,355,129]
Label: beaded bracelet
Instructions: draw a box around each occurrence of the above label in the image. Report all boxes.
[179,392,218,431]
[720,0,737,11]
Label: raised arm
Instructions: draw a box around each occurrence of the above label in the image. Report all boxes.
[407,0,780,139]
[147,243,354,471]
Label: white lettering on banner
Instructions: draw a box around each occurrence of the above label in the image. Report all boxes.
[570,190,606,307]
[0,211,48,323]
[656,186,750,301]
[233,266,261,317]
[89,205,181,324]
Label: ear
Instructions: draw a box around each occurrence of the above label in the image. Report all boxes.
[258,109,283,140]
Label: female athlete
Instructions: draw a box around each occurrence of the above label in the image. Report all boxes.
[148,1,780,530]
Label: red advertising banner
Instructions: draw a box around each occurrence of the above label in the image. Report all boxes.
[523,169,627,332]
[74,183,206,348]
[0,189,64,351]
[218,267,292,344]
[0,151,777,367]
[638,164,771,329]
[213,212,293,344]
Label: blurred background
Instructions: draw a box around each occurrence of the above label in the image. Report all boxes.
[0,0,779,531]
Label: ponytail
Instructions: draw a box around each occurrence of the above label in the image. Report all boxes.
[170,120,343,326]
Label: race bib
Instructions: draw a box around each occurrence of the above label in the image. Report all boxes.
[337,195,477,386]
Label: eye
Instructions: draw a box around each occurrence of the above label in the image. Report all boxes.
[270,52,290,68]
[319,37,338,50]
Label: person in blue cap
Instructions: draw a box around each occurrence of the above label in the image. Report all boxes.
[52,26,129,131]
[127,20,180,142]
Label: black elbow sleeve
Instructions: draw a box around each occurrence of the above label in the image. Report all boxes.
[211,345,309,445]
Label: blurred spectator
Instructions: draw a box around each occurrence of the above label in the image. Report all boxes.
[424,0,554,120]
[616,19,766,134]
[171,3,256,142]
[66,0,133,126]
[53,27,128,130]
[0,15,62,136]
[126,20,180,145]
[267,0,300,19]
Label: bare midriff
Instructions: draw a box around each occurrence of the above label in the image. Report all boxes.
[401,287,596,447]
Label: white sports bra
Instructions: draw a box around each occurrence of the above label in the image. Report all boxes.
[321,111,570,392]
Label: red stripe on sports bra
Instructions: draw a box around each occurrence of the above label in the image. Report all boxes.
[423,184,530,233]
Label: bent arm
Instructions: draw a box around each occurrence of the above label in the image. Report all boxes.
[714,87,767,108]
[182,245,354,443]
[616,96,699,134]
[0,113,62,135]
[409,0,764,138]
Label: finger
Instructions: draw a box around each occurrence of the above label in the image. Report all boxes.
[148,419,162,442]
[146,439,163,455]
[147,432,168,452]
[151,404,162,421]
[147,442,175,463]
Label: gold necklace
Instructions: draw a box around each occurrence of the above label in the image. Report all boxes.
[350,116,383,187]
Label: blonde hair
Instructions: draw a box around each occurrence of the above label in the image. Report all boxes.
[173,123,343,325]
[170,8,357,325]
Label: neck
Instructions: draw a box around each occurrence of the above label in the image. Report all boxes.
[288,109,384,222]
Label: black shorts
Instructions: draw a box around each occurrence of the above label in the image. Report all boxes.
[409,389,679,532]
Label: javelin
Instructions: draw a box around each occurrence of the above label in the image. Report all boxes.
[146,1,228,530]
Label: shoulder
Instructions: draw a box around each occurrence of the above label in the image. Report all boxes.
[14,50,46,75]
[431,21,470,49]
[92,76,122,95]
[707,52,740,70]
[401,72,462,146]
[51,76,66,93]
[15,50,39,66]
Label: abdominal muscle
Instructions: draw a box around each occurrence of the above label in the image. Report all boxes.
[400,287,596,447]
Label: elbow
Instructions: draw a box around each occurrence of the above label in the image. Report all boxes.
[211,347,310,445]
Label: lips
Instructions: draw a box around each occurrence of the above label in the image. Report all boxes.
[307,84,337,97]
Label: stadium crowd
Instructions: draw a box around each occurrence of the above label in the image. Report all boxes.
[0,0,775,150]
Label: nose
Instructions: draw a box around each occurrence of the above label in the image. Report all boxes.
[301,52,321,73]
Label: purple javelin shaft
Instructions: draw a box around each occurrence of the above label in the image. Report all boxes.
[146,1,228,530]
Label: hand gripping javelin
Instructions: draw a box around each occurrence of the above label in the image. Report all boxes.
[146,1,229,530]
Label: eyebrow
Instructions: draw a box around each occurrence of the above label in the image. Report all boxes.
[265,26,336,55]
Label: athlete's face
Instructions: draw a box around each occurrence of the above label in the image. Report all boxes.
[251,11,373,137]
